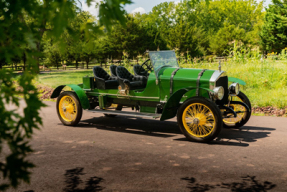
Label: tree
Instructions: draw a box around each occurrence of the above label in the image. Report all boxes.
[166,19,208,57]
[260,0,287,53]
[81,41,96,69]
[0,0,131,190]
[209,24,247,55]
[192,0,264,55]
[66,11,99,69]
[139,0,264,57]
[101,16,166,59]
[43,40,62,69]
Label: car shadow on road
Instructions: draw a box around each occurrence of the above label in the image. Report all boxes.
[181,175,276,192]
[75,116,275,147]
[175,126,275,147]
[63,167,104,192]
[212,126,275,147]
[77,116,181,138]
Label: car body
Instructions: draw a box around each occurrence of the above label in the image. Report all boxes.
[51,50,251,142]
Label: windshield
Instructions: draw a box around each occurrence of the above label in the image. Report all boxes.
[149,51,179,71]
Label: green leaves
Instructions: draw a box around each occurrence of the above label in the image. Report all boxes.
[98,0,132,31]
[1,0,133,188]
[0,70,45,189]
[260,0,287,52]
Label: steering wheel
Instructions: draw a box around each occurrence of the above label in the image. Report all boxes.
[140,59,153,73]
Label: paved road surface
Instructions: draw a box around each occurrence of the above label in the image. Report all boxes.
[4,101,287,191]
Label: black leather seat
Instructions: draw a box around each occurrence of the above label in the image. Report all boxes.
[116,66,147,90]
[110,65,118,77]
[133,64,149,77]
[93,66,118,89]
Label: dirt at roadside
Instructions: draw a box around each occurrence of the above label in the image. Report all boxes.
[252,106,287,117]
[37,84,56,100]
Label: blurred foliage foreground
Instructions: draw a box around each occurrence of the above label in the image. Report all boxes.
[0,0,131,190]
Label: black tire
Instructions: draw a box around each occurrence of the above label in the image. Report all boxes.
[177,97,222,143]
[104,104,122,117]
[223,91,251,128]
[56,91,82,126]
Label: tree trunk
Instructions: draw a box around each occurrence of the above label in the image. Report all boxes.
[76,60,78,69]
[35,42,41,73]
[23,53,26,71]
[86,59,89,69]
[0,62,2,69]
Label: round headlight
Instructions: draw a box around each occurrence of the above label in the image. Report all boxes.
[213,86,224,100]
[229,83,240,96]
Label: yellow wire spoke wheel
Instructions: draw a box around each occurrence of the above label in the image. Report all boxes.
[223,97,246,124]
[178,97,222,143]
[56,91,82,126]
[223,92,251,128]
[182,103,215,138]
[59,96,77,122]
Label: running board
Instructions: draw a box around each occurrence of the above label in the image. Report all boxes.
[87,109,161,119]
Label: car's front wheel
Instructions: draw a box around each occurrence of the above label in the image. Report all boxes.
[56,91,82,126]
[177,97,222,142]
[223,91,251,128]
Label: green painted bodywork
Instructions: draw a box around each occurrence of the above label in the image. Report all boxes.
[160,87,214,121]
[52,67,220,120]
[158,67,214,101]
[160,89,188,121]
[228,77,246,86]
[83,67,215,102]
[83,67,216,120]
[51,84,90,109]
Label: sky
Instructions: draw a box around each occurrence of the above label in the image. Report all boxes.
[79,0,273,17]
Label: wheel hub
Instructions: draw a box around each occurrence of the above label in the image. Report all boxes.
[63,105,74,113]
[193,118,200,125]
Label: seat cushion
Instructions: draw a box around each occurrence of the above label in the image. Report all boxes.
[116,66,134,81]
[105,80,119,89]
[93,66,110,80]
[130,81,145,90]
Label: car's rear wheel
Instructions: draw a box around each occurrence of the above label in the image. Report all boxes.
[57,91,82,126]
[177,97,222,142]
[223,91,251,128]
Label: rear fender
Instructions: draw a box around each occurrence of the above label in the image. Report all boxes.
[51,84,90,109]
[160,87,213,121]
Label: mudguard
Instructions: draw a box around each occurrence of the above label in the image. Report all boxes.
[160,87,213,121]
[51,84,90,109]
[228,77,246,86]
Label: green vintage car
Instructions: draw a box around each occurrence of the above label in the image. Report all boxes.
[51,51,251,142]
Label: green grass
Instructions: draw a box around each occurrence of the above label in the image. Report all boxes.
[36,70,94,88]
[35,59,287,108]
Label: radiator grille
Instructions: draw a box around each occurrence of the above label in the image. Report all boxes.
[215,76,228,105]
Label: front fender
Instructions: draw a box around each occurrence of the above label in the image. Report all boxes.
[51,84,90,109]
[228,77,246,86]
[160,87,213,121]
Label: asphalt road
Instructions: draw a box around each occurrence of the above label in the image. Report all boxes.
[5,100,287,192]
